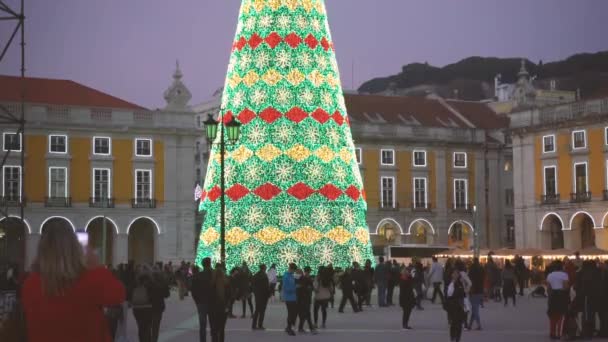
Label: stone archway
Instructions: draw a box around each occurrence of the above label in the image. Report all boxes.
[568,212,595,250]
[40,216,75,235]
[540,213,564,250]
[0,217,28,270]
[86,217,117,266]
[128,217,158,265]
[375,218,403,247]
[407,219,435,245]
[448,221,474,249]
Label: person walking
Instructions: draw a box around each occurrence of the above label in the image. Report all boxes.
[313,266,333,329]
[191,258,213,342]
[576,260,602,339]
[267,264,278,300]
[238,263,254,318]
[468,257,485,330]
[546,260,570,340]
[374,256,388,307]
[352,262,368,311]
[514,255,528,296]
[502,260,517,307]
[296,267,317,334]
[446,269,467,342]
[413,261,425,310]
[399,268,416,330]
[282,263,298,336]
[251,264,270,330]
[598,260,608,338]
[428,256,445,304]
[209,264,231,342]
[387,260,399,306]
[21,225,125,342]
[148,270,170,342]
[338,268,359,313]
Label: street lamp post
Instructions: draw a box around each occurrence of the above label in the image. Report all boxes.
[473,205,479,258]
[203,113,241,265]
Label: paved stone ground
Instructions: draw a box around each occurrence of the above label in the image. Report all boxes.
[124,290,552,341]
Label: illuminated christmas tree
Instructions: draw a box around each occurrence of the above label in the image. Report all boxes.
[196,0,373,271]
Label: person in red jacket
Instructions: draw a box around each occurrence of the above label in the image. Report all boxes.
[21,225,125,342]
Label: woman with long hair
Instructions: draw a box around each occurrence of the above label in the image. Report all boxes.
[313,266,333,329]
[21,225,125,342]
[209,264,231,342]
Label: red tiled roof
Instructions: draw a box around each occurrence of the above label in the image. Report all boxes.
[445,100,510,129]
[0,75,146,110]
[343,93,508,130]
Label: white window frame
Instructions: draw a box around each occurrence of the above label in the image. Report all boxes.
[48,167,68,198]
[453,178,468,209]
[2,132,22,152]
[543,165,557,195]
[92,136,112,156]
[2,165,21,199]
[413,177,428,209]
[380,149,395,166]
[92,168,112,200]
[380,176,395,208]
[605,127,608,146]
[542,134,556,153]
[355,147,362,165]
[134,138,153,157]
[413,149,427,167]
[134,169,153,203]
[572,130,587,150]
[573,162,588,193]
[453,152,467,168]
[48,134,68,154]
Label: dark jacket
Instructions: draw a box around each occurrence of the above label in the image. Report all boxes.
[149,275,171,312]
[468,263,485,295]
[191,268,213,305]
[252,270,270,299]
[374,263,388,286]
[352,269,368,294]
[399,274,416,308]
[340,271,354,294]
[296,275,314,305]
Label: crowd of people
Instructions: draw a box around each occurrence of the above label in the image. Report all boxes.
[2,228,608,342]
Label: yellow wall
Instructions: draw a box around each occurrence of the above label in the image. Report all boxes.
[362,149,379,208]
[70,137,91,202]
[396,150,411,207]
[467,152,476,205]
[113,139,132,204]
[428,151,436,207]
[588,127,604,197]
[556,134,572,197]
[24,135,45,202]
[154,141,164,205]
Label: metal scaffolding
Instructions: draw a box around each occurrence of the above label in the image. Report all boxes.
[0,0,26,221]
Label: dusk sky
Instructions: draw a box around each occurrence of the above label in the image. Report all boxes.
[1,0,607,109]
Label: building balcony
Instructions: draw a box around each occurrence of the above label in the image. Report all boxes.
[412,202,432,212]
[132,198,157,209]
[45,197,72,208]
[541,194,560,205]
[603,190,608,201]
[89,197,115,208]
[0,196,25,207]
[378,202,400,211]
[451,203,473,213]
[570,192,592,203]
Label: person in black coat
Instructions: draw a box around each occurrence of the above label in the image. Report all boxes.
[251,264,270,330]
[399,268,416,330]
[352,262,368,311]
[296,267,317,334]
[446,269,466,342]
[338,268,359,313]
[191,258,213,342]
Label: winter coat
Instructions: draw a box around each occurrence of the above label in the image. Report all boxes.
[428,262,444,284]
[281,271,297,302]
[399,275,416,308]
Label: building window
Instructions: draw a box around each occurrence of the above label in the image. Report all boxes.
[605,127,608,146]
[93,137,111,155]
[380,149,394,166]
[505,189,514,207]
[574,162,588,193]
[380,177,395,208]
[2,166,21,200]
[504,133,512,145]
[543,135,555,153]
[49,167,67,198]
[135,138,152,157]
[93,168,111,200]
[413,150,427,167]
[454,152,467,168]
[413,177,427,208]
[544,166,557,196]
[355,148,362,165]
[504,160,512,172]
[572,130,586,150]
[135,169,152,202]
[2,132,21,152]
[506,217,515,245]
[49,135,67,153]
[454,179,468,209]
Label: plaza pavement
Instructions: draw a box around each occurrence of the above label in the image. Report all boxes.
[125,290,551,342]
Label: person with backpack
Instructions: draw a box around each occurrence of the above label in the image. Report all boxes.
[191,258,213,342]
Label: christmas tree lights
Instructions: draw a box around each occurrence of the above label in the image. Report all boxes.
[196,0,374,272]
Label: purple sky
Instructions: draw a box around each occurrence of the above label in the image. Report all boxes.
[1,0,607,109]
